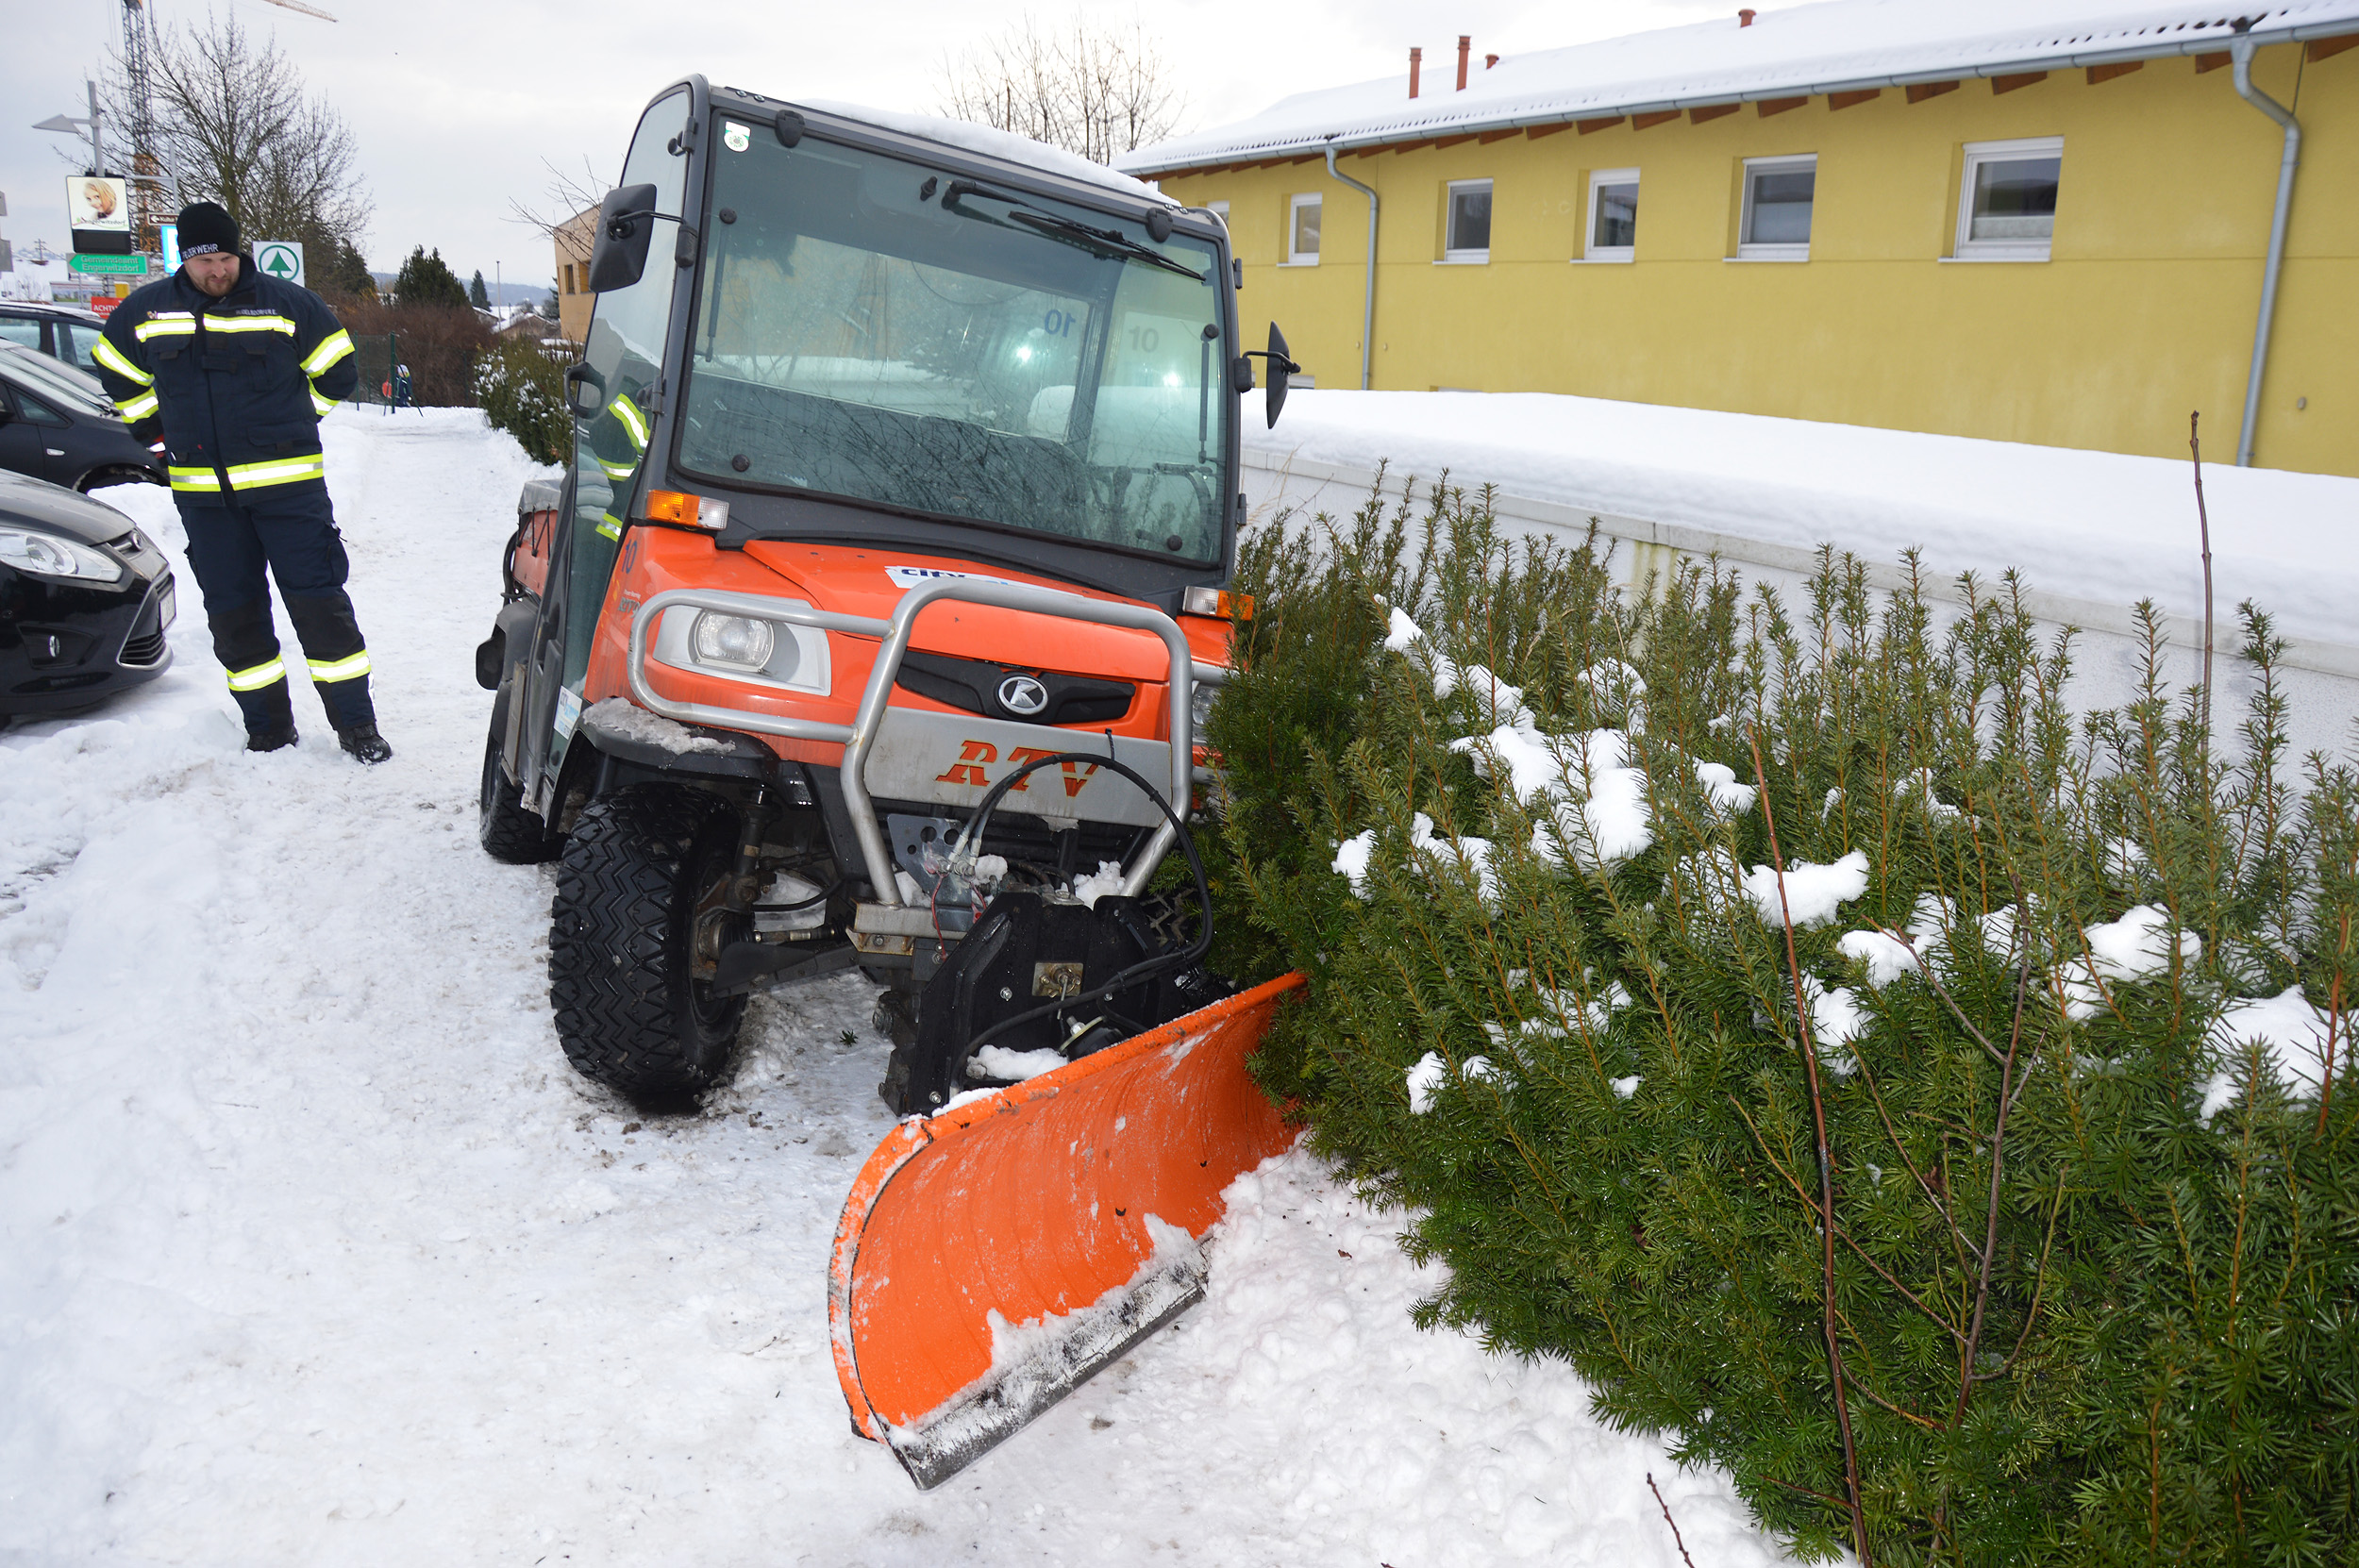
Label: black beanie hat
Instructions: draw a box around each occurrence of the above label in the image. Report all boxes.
[176,201,241,259]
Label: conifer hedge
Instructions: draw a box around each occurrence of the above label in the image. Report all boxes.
[1204,476,2359,1564]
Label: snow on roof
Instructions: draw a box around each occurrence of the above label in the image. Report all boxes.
[790,99,1175,204]
[1121,0,2359,174]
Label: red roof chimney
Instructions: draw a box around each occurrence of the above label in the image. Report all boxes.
[1739,8,1757,25]
[1409,46,1422,98]
[1457,35,1472,91]
[1485,53,1500,70]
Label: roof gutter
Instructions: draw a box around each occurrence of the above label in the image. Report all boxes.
[1323,143,1380,392]
[1124,17,2358,177]
[2228,30,2301,468]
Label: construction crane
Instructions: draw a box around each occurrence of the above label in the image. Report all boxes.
[117,0,338,249]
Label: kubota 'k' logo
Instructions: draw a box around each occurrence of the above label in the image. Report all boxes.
[996,675,1048,716]
[936,740,1097,797]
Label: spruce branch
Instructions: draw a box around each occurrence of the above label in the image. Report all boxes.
[1747,724,1872,1566]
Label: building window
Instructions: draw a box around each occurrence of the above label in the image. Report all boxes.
[1584,168,1638,261]
[1286,193,1321,265]
[1955,138,2062,260]
[1738,155,1816,260]
[1444,179,1493,262]
[561,262,576,294]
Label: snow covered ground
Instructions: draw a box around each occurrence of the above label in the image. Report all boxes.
[2,407,1785,1566]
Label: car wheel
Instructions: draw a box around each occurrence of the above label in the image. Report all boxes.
[548,786,748,1111]
[75,466,155,493]
[478,717,560,864]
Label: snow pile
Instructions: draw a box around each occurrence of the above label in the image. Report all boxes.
[2060,903,2202,1019]
[0,407,1799,1565]
[1245,391,2359,653]
[582,694,732,755]
[799,99,1171,203]
[970,1044,1068,1082]
[1837,926,1923,987]
[2201,988,2340,1119]
[1742,849,1870,928]
[1067,859,1128,907]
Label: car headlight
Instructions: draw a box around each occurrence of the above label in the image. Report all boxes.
[691,611,780,674]
[0,526,125,584]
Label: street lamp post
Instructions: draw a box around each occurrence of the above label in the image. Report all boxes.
[33,82,107,177]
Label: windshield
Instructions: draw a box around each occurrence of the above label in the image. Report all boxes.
[678,122,1228,564]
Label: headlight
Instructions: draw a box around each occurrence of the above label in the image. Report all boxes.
[691,611,778,673]
[0,527,125,584]
[1190,678,1219,734]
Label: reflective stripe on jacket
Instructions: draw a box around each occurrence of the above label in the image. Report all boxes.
[92,258,360,495]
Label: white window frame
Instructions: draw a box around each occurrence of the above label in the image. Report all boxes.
[1580,168,1639,262]
[1441,178,1494,264]
[1284,192,1321,266]
[1951,137,2062,262]
[1736,154,1817,261]
[1204,199,1230,230]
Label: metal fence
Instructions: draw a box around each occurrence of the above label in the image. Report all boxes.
[346,331,419,413]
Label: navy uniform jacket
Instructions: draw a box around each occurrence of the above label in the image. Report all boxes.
[92,257,358,498]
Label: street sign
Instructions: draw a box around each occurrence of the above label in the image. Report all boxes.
[70,253,147,275]
[254,240,306,287]
[90,296,121,320]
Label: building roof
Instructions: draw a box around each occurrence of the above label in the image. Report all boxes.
[1119,0,2359,175]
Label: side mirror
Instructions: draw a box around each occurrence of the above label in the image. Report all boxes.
[564,362,604,417]
[1263,323,1297,429]
[585,182,660,293]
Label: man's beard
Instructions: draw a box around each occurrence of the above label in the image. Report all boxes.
[192,269,236,297]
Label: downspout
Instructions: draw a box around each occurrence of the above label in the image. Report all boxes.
[1324,143,1379,391]
[2228,31,2301,468]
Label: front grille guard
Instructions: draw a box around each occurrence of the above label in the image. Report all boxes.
[627,579,1226,907]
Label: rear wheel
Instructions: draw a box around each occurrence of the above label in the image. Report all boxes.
[548,786,748,1110]
[478,716,560,864]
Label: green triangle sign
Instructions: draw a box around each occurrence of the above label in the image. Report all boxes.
[263,248,296,277]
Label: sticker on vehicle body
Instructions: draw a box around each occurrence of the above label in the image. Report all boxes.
[723,121,750,152]
[885,564,1029,594]
[863,709,1171,827]
[554,686,583,743]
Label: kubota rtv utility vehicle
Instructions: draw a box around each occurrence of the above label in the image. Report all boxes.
[475,80,1304,1485]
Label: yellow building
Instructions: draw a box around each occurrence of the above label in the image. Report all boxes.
[554,207,596,347]
[1122,2,2359,475]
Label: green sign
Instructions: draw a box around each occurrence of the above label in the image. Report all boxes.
[254,241,306,286]
[70,253,148,275]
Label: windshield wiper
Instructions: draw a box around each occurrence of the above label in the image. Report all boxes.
[939,181,1203,281]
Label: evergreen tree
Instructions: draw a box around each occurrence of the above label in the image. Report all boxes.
[393,245,469,310]
[468,269,490,309]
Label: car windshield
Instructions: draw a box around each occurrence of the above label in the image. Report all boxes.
[678,122,1228,564]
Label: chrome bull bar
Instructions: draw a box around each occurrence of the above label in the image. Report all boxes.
[627,579,1226,906]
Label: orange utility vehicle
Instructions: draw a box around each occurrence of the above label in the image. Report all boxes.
[476,80,1302,1486]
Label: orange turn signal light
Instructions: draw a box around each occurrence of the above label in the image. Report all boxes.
[644,490,730,530]
[1180,586,1254,621]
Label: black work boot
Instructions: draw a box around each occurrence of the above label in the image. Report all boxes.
[246,722,300,753]
[337,724,393,764]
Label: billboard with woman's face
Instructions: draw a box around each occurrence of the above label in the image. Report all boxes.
[66,175,133,254]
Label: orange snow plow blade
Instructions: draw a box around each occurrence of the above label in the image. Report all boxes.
[829,971,1306,1488]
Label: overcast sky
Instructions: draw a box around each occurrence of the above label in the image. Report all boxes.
[4,0,1728,294]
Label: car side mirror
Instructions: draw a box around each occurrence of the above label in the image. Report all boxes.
[586,182,660,293]
[564,362,604,417]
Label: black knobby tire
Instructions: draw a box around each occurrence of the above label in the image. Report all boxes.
[548,786,748,1110]
[478,718,559,864]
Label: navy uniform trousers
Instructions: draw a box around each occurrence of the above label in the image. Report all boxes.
[175,483,376,736]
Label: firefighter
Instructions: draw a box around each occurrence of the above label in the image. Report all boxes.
[91,201,391,762]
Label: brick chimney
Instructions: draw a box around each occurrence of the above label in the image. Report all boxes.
[1485,53,1500,70]
[1409,46,1422,98]
[1457,35,1472,91]
[1739,8,1757,25]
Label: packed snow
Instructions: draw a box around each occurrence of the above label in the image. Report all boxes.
[581,694,731,755]
[1,406,1789,1565]
[1246,390,2359,657]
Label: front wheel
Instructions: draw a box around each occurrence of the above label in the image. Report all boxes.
[548,786,748,1111]
[478,715,560,864]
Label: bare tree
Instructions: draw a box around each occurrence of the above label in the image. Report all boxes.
[936,11,1185,165]
[507,156,611,241]
[103,12,370,259]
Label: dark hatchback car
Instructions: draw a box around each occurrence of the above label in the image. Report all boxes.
[0,300,109,375]
[0,467,176,716]
[0,340,168,492]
